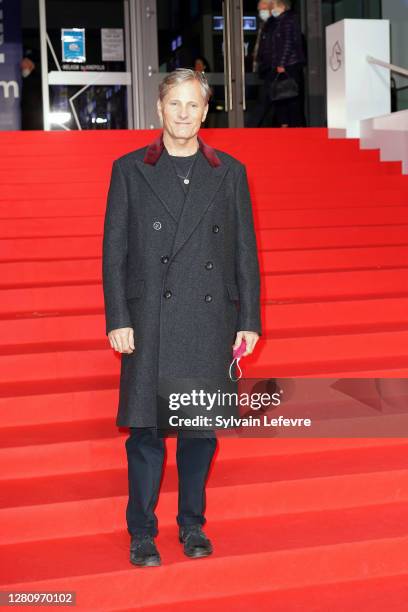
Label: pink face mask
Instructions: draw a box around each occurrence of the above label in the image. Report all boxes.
[229,339,247,381]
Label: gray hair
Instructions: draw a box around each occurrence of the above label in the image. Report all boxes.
[158,68,211,105]
[273,0,292,7]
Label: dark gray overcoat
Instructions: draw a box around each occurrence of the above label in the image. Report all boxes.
[102,131,262,427]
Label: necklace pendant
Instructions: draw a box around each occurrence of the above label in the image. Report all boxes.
[184,178,190,184]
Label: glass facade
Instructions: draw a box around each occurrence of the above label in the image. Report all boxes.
[14,0,404,130]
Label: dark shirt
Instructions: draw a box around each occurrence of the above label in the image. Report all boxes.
[167,149,199,195]
[256,9,306,77]
[160,148,200,221]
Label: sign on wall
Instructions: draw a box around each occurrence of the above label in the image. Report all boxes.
[101,29,124,62]
[61,28,86,63]
[0,0,23,130]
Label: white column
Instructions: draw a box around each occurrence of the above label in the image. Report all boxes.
[326,19,391,138]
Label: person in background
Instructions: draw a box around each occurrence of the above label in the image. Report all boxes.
[194,56,211,74]
[248,0,306,127]
[252,0,272,75]
[246,1,273,127]
[193,55,217,127]
[20,49,43,130]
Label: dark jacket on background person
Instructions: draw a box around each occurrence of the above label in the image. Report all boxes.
[21,67,43,130]
[102,131,262,428]
[256,9,306,78]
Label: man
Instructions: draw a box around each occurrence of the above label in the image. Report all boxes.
[102,68,262,567]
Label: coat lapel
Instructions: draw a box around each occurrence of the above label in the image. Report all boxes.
[135,149,187,222]
[170,148,228,259]
[134,131,229,260]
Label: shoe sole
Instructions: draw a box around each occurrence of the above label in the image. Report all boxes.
[130,556,161,567]
[184,548,213,558]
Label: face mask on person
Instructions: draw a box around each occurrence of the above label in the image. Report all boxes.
[258,9,271,21]
[22,68,32,78]
[271,9,283,17]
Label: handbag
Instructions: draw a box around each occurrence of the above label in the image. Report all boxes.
[268,71,299,102]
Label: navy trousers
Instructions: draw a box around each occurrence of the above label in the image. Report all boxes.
[125,427,217,537]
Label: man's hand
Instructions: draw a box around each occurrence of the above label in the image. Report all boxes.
[232,330,260,357]
[108,327,135,354]
[277,66,285,73]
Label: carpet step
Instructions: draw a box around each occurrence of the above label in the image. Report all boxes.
[4,226,408,262]
[2,297,408,348]
[1,192,406,217]
[261,245,408,274]
[2,505,408,585]
[263,296,408,336]
[1,528,408,611]
[115,574,408,612]
[2,176,408,200]
[255,205,408,227]
[2,247,408,289]
[1,468,408,543]
[0,161,400,183]
[3,270,408,315]
[1,329,408,385]
[0,386,116,427]
[3,250,408,288]
[247,329,408,376]
[258,225,408,250]
[3,205,408,239]
[0,425,406,478]
[2,440,408,509]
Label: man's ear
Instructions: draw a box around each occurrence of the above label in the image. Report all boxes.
[157,98,163,121]
[202,103,209,122]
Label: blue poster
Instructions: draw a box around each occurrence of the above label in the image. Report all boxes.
[0,0,23,130]
[61,28,86,63]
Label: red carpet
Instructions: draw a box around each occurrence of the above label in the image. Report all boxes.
[1,128,408,610]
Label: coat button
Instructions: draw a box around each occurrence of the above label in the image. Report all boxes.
[161,255,169,264]
[153,221,162,230]
[204,294,212,302]
[205,261,213,270]
[164,289,172,299]
[212,224,220,233]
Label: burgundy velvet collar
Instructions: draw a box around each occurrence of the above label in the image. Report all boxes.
[143,131,221,167]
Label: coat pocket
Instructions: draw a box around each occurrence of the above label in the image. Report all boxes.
[226,282,240,302]
[126,278,145,300]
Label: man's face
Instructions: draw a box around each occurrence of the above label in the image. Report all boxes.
[21,57,35,76]
[157,79,208,141]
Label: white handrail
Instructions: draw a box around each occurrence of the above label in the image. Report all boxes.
[367,55,408,78]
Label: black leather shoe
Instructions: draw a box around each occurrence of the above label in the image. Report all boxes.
[130,534,161,567]
[179,525,213,558]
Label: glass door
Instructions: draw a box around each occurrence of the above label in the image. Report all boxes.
[39,0,133,130]
[151,0,265,128]
[154,0,227,127]
[151,1,279,128]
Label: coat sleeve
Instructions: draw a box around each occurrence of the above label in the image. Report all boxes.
[234,163,262,336]
[279,17,295,66]
[102,159,132,336]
